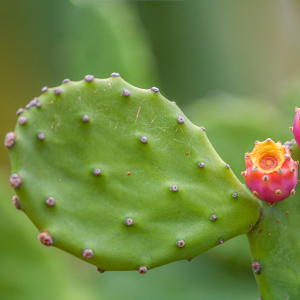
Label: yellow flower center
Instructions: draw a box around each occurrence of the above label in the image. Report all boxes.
[250,139,286,174]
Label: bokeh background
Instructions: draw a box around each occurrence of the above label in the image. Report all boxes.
[1,0,300,299]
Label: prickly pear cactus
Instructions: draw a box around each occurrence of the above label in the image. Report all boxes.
[5,74,260,272]
[247,141,300,299]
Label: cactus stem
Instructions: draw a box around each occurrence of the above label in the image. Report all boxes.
[18,116,27,125]
[177,116,185,124]
[38,231,53,246]
[122,90,131,97]
[111,72,120,77]
[93,169,101,176]
[45,197,56,207]
[198,162,205,168]
[262,175,269,182]
[4,132,17,148]
[170,185,178,192]
[241,171,247,177]
[97,267,105,274]
[125,219,134,226]
[218,239,224,244]
[211,214,217,220]
[38,133,45,140]
[85,75,94,82]
[252,261,261,274]
[177,240,185,247]
[233,193,238,198]
[275,189,282,196]
[82,115,90,122]
[16,108,24,115]
[140,136,148,143]
[12,195,21,210]
[9,173,22,189]
[138,266,147,274]
[82,249,94,258]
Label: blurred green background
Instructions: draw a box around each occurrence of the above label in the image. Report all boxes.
[1,0,300,299]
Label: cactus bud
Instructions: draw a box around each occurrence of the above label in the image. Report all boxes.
[293,107,300,148]
[243,138,298,204]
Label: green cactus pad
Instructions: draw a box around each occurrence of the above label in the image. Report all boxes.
[247,141,300,299]
[7,75,260,272]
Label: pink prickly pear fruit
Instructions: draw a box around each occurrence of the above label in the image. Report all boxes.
[293,107,300,148]
[242,138,298,205]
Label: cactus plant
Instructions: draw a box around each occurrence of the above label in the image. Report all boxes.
[7,73,300,300]
[5,74,260,273]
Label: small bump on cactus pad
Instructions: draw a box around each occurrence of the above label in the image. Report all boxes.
[6,75,260,272]
[242,139,298,204]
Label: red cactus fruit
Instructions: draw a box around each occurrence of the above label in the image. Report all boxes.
[293,107,300,148]
[242,138,298,205]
